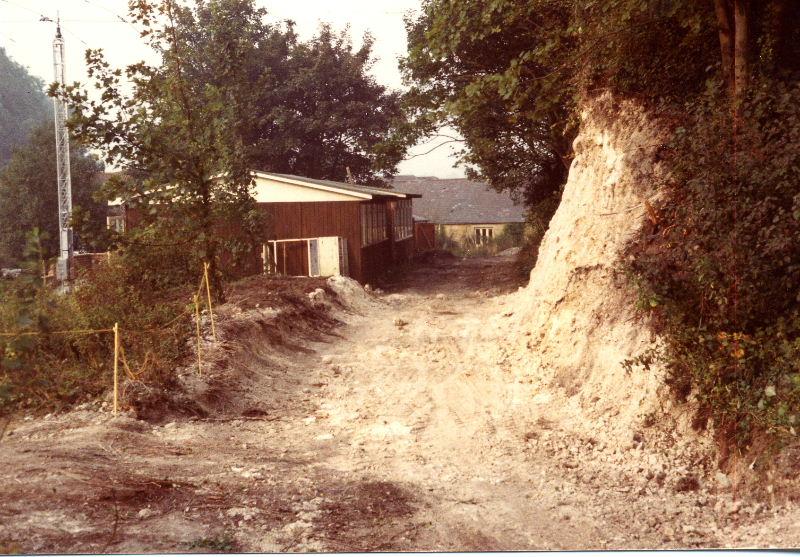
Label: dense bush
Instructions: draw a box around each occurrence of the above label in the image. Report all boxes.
[625,80,800,452]
[514,195,561,277]
[0,258,191,415]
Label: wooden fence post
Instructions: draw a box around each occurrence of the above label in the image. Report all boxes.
[112,322,119,416]
[203,262,217,341]
[193,294,203,375]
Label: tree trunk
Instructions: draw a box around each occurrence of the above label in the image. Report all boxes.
[714,0,735,97]
[200,178,226,303]
[733,0,749,108]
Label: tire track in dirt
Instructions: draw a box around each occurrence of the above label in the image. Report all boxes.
[2,257,800,551]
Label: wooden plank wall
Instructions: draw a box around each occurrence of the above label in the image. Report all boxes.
[260,201,365,281]
[394,237,415,263]
[414,222,436,252]
[361,239,394,285]
[122,200,413,284]
[269,241,309,276]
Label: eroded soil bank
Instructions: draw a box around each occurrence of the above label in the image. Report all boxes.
[1,256,799,552]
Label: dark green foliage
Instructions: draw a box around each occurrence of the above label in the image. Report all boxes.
[248,24,407,185]
[0,259,190,415]
[0,48,52,167]
[401,1,575,206]
[138,0,405,186]
[0,123,104,267]
[616,1,800,450]
[626,80,800,449]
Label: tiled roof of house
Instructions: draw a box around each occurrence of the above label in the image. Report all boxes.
[391,176,526,224]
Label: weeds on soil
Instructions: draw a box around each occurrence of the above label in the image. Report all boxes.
[0,256,191,416]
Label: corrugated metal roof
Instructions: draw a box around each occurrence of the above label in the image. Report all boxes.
[391,176,526,224]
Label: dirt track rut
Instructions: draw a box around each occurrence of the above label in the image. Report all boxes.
[2,257,799,552]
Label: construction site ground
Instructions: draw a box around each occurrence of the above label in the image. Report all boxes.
[2,255,799,552]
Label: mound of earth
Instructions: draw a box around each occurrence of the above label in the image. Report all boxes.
[507,94,708,454]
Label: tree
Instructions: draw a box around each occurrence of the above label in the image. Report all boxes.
[250,24,407,186]
[56,0,265,299]
[400,1,727,205]
[0,123,103,267]
[176,3,407,186]
[56,0,410,297]
[401,0,575,207]
[0,48,52,167]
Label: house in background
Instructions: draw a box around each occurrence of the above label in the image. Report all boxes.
[109,171,420,285]
[391,175,525,249]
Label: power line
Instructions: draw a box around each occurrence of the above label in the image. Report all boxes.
[81,0,139,32]
[0,19,132,23]
[0,0,138,45]
[82,0,128,23]
[0,0,48,20]
[0,0,88,46]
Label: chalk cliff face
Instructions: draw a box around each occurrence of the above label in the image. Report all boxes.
[508,95,703,445]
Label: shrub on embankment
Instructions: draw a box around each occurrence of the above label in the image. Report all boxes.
[625,81,800,458]
[0,259,190,415]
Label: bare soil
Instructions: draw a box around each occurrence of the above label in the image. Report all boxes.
[1,256,799,553]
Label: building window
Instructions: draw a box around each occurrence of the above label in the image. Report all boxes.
[361,202,387,246]
[394,199,413,241]
[475,227,493,245]
[107,215,125,233]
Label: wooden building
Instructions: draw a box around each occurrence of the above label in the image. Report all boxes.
[108,171,420,285]
[252,172,419,284]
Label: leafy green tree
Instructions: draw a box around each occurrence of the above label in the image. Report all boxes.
[250,24,407,185]
[0,123,103,267]
[56,0,264,299]
[401,1,576,206]
[176,2,407,185]
[400,1,723,204]
[0,48,52,168]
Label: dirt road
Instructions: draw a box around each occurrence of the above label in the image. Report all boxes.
[1,256,799,552]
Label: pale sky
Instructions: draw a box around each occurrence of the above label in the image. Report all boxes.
[0,0,466,178]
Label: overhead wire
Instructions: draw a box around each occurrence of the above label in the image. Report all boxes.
[80,0,140,33]
[0,0,139,48]
[0,0,89,46]
[82,0,128,22]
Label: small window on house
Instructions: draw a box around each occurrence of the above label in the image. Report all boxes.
[107,215,125,233]
[394,199,413,241]
[475,227,493,245]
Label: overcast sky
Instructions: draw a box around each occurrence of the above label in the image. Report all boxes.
[0,0,465,178]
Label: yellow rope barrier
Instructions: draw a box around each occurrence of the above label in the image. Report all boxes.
[0,328,114,337]
[0,264,216,414]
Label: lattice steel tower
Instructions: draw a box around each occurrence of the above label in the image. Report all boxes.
[53,19,73,281]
